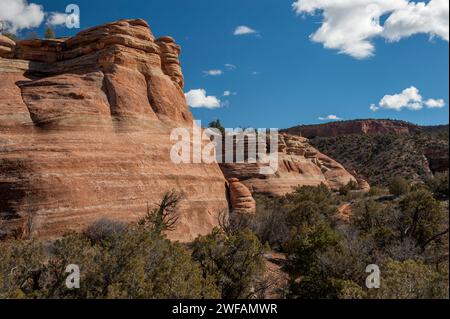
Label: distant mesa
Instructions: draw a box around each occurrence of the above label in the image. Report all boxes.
[283,119,424,139]
[282,119,448,186]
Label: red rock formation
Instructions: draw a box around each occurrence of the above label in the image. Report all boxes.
[228,178,256,215]
[220,133,359,197]
[0,35,15,58]
[0,20,228,242]
[284,119,421,138]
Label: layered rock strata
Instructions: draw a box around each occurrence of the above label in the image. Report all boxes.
[0,20,228,241]
[220,133,362,197]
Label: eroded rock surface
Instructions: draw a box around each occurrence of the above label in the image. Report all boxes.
[220,133,361,197]
[0,20,228,241]
[228,178,256,215]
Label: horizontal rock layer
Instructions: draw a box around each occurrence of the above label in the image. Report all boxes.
[220,133,363,197]
[0,20,228,241]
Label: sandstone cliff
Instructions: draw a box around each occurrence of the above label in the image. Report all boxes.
[220,133,363,197]
[0,19,367,240]
[0,19,228,241]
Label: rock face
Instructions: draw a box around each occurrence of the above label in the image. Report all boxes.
[227,178,256,214]
[220,134,360,197]
[0,35,15,58]
[284,119,421,138]
[424,144,449,174]
[0,20,229,241]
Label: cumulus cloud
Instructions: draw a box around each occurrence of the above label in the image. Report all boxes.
[0,0,45,33]
[185,89,221,109]
[371,86,446,111]
[383,0,449,42]
[425,98,446,108]
[318,114,343,121]
[234,25,258,36]
[0,1,76,33]
[292,0,449,59]
[202,69,223,76]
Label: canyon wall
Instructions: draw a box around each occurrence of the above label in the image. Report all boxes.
[220,133,365,198]
[0,19,228,241]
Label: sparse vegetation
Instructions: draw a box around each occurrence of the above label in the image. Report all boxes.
[208,119,226,136]
[389,176,411,197]
[308,127,448,187]
[426,171,449,200]
[1,178,448,299]
[0,192,265,299]
[248,180,449,299]
[192,228,266,299]
[44,27,56,39]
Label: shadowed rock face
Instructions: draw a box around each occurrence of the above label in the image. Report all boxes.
[0,20,228,242]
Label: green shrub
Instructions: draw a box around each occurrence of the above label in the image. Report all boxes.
[192,228,266,299]
[426,171,449,200]
[373,259,448,299]
[389,176,411,196]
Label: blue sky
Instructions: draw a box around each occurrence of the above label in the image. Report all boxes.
[3,0,449,128]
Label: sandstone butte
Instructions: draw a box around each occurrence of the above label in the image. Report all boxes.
[0,19,365,242]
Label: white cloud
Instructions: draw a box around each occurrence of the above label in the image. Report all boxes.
[0,1,76,33]
[318,114,343,121]
[371,86,446,111]
[185,89,221,109]
[251,71,262,75]
[202,69,223,76]
[234,25,258,36]
[425,98,445,108]
[379,86,423,110]
[46,12,68,26]
[292,0,449,59]
[225,63,237,70]
[369,104,380,112]
[383,0,449,42]
[223,91,237,97]
[0,0,45,33]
